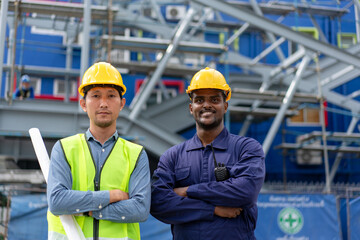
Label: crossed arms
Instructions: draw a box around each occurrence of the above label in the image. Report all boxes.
[47,141,151,223]
[150,139,265,224]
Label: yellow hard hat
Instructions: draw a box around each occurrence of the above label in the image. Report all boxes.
[78,62,126,96]
[186,67,231,101]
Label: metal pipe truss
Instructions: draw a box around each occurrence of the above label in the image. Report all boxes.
[129,7,197,121]
[1,0,359,169]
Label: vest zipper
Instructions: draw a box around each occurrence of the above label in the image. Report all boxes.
[94,144,114,240]
[93,218,99,240]
[94,180,100,240]
[87,136,118,240]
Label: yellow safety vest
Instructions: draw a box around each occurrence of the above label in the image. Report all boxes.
[48,134,143,240]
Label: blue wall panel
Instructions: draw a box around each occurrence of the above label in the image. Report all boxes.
[256,194,341,240]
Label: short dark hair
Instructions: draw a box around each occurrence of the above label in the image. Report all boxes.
[189,90,227,102]
[83,84,123,99]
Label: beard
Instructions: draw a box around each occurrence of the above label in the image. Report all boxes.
[94,119,114,128]
[195,115,223,130]
[96,122,112,128]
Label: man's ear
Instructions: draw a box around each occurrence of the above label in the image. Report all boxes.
[224,101,228,113]
[189,102,193,115]
[119,98,126,111]
[80,98,87,112]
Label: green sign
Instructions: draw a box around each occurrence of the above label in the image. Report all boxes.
[278,207,304,234]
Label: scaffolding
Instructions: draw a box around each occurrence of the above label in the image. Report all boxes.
[0,0,360,188]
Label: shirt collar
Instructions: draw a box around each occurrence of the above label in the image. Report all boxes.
[85,129,118,143]
[186,128,229,151]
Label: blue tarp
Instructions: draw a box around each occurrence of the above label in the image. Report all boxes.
[8,194,48,240]
[8,193,347,240]
[350,197,360,240]
[7,194,172,240]
[255,194,341,240]
[140,215,172,240]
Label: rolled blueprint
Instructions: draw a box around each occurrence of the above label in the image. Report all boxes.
[29,128,86,240]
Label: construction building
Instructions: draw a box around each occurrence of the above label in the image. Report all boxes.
[1,0,360,239]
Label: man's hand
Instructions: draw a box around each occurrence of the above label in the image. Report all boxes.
[173,187,189,197]
[109,189,129,203]
[214,206,242,218]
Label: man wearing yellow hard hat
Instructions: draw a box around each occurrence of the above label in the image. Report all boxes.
[47,62,151,240]
[151,67,265,240]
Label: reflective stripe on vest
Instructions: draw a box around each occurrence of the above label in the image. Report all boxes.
[48,134,143,240]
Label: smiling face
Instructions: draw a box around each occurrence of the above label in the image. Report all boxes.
[189,89,228,131]
[80,86,125,130]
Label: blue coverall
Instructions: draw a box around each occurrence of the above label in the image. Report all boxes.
[151,128,265,240]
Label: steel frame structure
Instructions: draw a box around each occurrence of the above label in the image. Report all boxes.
[1,0,360,189]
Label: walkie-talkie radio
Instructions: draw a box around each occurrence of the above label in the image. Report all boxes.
[211,143,230,182]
